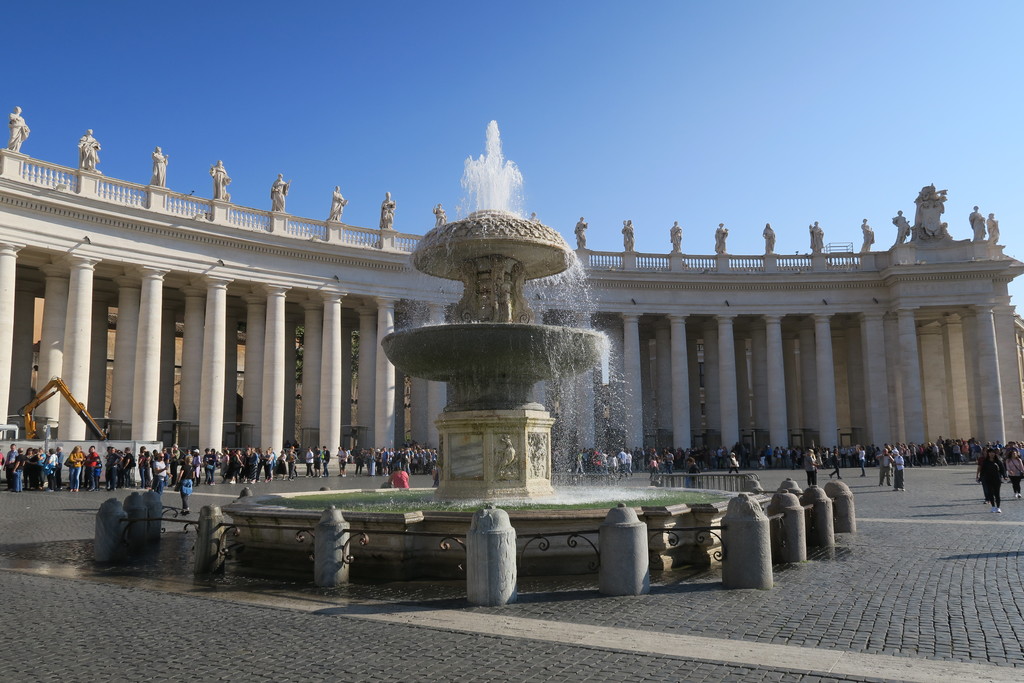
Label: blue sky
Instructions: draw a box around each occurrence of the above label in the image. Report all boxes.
[6,1,1024,298]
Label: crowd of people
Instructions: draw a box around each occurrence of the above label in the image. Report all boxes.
[4,436,1022,513]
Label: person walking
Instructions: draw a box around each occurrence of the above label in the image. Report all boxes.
[1006,449,1024,500]
[858,445,867,477]
[177,455,195,514]
[977,448,1007,512]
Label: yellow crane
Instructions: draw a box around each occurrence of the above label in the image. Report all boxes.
[19,377,108,440]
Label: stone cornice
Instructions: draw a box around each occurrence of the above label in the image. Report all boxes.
[0,189,413,275]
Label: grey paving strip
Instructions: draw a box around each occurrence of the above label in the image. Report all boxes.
[858,517,1023,526]
[345,608,1020,683]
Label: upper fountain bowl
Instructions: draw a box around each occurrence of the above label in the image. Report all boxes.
[414,210,572,281]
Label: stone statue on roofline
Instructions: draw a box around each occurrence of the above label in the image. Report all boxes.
[969,205,986,242]
[912,184,949,241]
[150,147,168,187]
[860,219,874,253]
[574,217,588,249]
[670,221,682,253]
[762,223,775,255]
[379,192,396,231]
[714,223,728,254]
[210,160,231,201]
[892,210,911,246]
[327,186,348,222]
[809,221,824,254]
[77,130,101,172]
[7,106,30,153]
[270,174,291,212]
[987,213,999,243]
[622,220,635,252]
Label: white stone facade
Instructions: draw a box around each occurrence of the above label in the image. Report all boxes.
[1,147,1021,451]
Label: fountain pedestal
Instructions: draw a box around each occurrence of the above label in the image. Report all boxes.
[436,408,555,501]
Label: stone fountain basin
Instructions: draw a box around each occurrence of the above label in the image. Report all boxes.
[221,490,735,581]
[382,323,605,384]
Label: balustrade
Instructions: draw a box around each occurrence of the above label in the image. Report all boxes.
[228,207,271,231]
[589,252,623,269]
[165,193,212,219]
[826,254,861,271]
[285,218,327,240]
[20,159,79,192]
[776,255,812,271]
[97,178,147,208]
[636,254,669,271]
[728,256,764,272]
[682,256,716,270]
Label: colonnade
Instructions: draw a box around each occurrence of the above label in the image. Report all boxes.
[606,308,1019,451]
[0,250,448,452]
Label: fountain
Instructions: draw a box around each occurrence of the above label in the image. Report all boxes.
[222,123,732,580]
[382,124,605,500]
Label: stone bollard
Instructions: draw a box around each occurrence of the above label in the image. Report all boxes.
[142,491,163,543]
[765,491,806,564]
[722,493,772,589]
[238,487,253,498]
[823,480,857,533]
[743,476,765,494]
[466,505,517,606]
[194,505,227,576]
[123,492,148,554]
[599,503,650,596]
[778,478,803,496]
[799,486,835,549]
[314,506,351,587]
[94,498,128,563]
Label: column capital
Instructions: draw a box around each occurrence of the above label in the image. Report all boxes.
[182,285,206,298]
[243,291,267,307]
[63,254,100,270]
[262,284,289,298]
[762,314,784,325]
[320,288,347,304]
[0,242,23,255]
[39,263,69,279]
[203,275,233,291]
[812,312,832,324]
[138,266,169,281]
[114,274,141,289]
[858,311,885,323]
[375,296,397,309]
[621,312,641,324]
[666,313,687,326]
[716,313,736,324]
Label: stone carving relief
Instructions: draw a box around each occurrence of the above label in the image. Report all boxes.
[528,432,549,479]
[495,434,519,480]
[454,254,533,324]
[912,184,949,241]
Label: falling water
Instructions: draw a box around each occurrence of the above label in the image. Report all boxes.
[460,121,524,215]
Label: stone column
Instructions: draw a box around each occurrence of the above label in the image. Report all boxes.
[654,324,672,434]
[859,313,890,445]
[798,324,818,437]
[703,322,722,443]
[974,305,1005,444]
[131,268,166,440]
[199,278,231,451]
[410,377,428,444]
[687,330,702,439]
[341,312,354,437]
[425,302,446,446]
[844,319,866,442]
[667,315,691,449]
[9,286,35,414]
[89,297,108,420]
[896,308,925,444]
[357,306,377,444]
[735,333,751,435]
[36,264,69,425]
[750,323,768,435]
[179,286,205,428]
[764,315,789,448]
[883,313,905,442]
[783,336,801,439]
[59,257,98,440]
[284,314,298,446]
[0,243,19,423]
[261,286,289,451]
[717,314,739,449]
[993,305,1022,439]
[302,299,324,440]
[621,313,644,449]
[962,312,981,439]
[941,315,970,438]
[919,325,948,438]
[813,313,838,448]
[223,311,238,426]
[111,277,142,424]
[639,327,654,439]
[159,305,177,424]
[374,297,396,448]
[320,291,345,450]
[242,292,266,445]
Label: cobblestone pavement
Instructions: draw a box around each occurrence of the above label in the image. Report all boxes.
[0,465,1021,682]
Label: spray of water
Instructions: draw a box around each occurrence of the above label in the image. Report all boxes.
[460,121,524,216]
